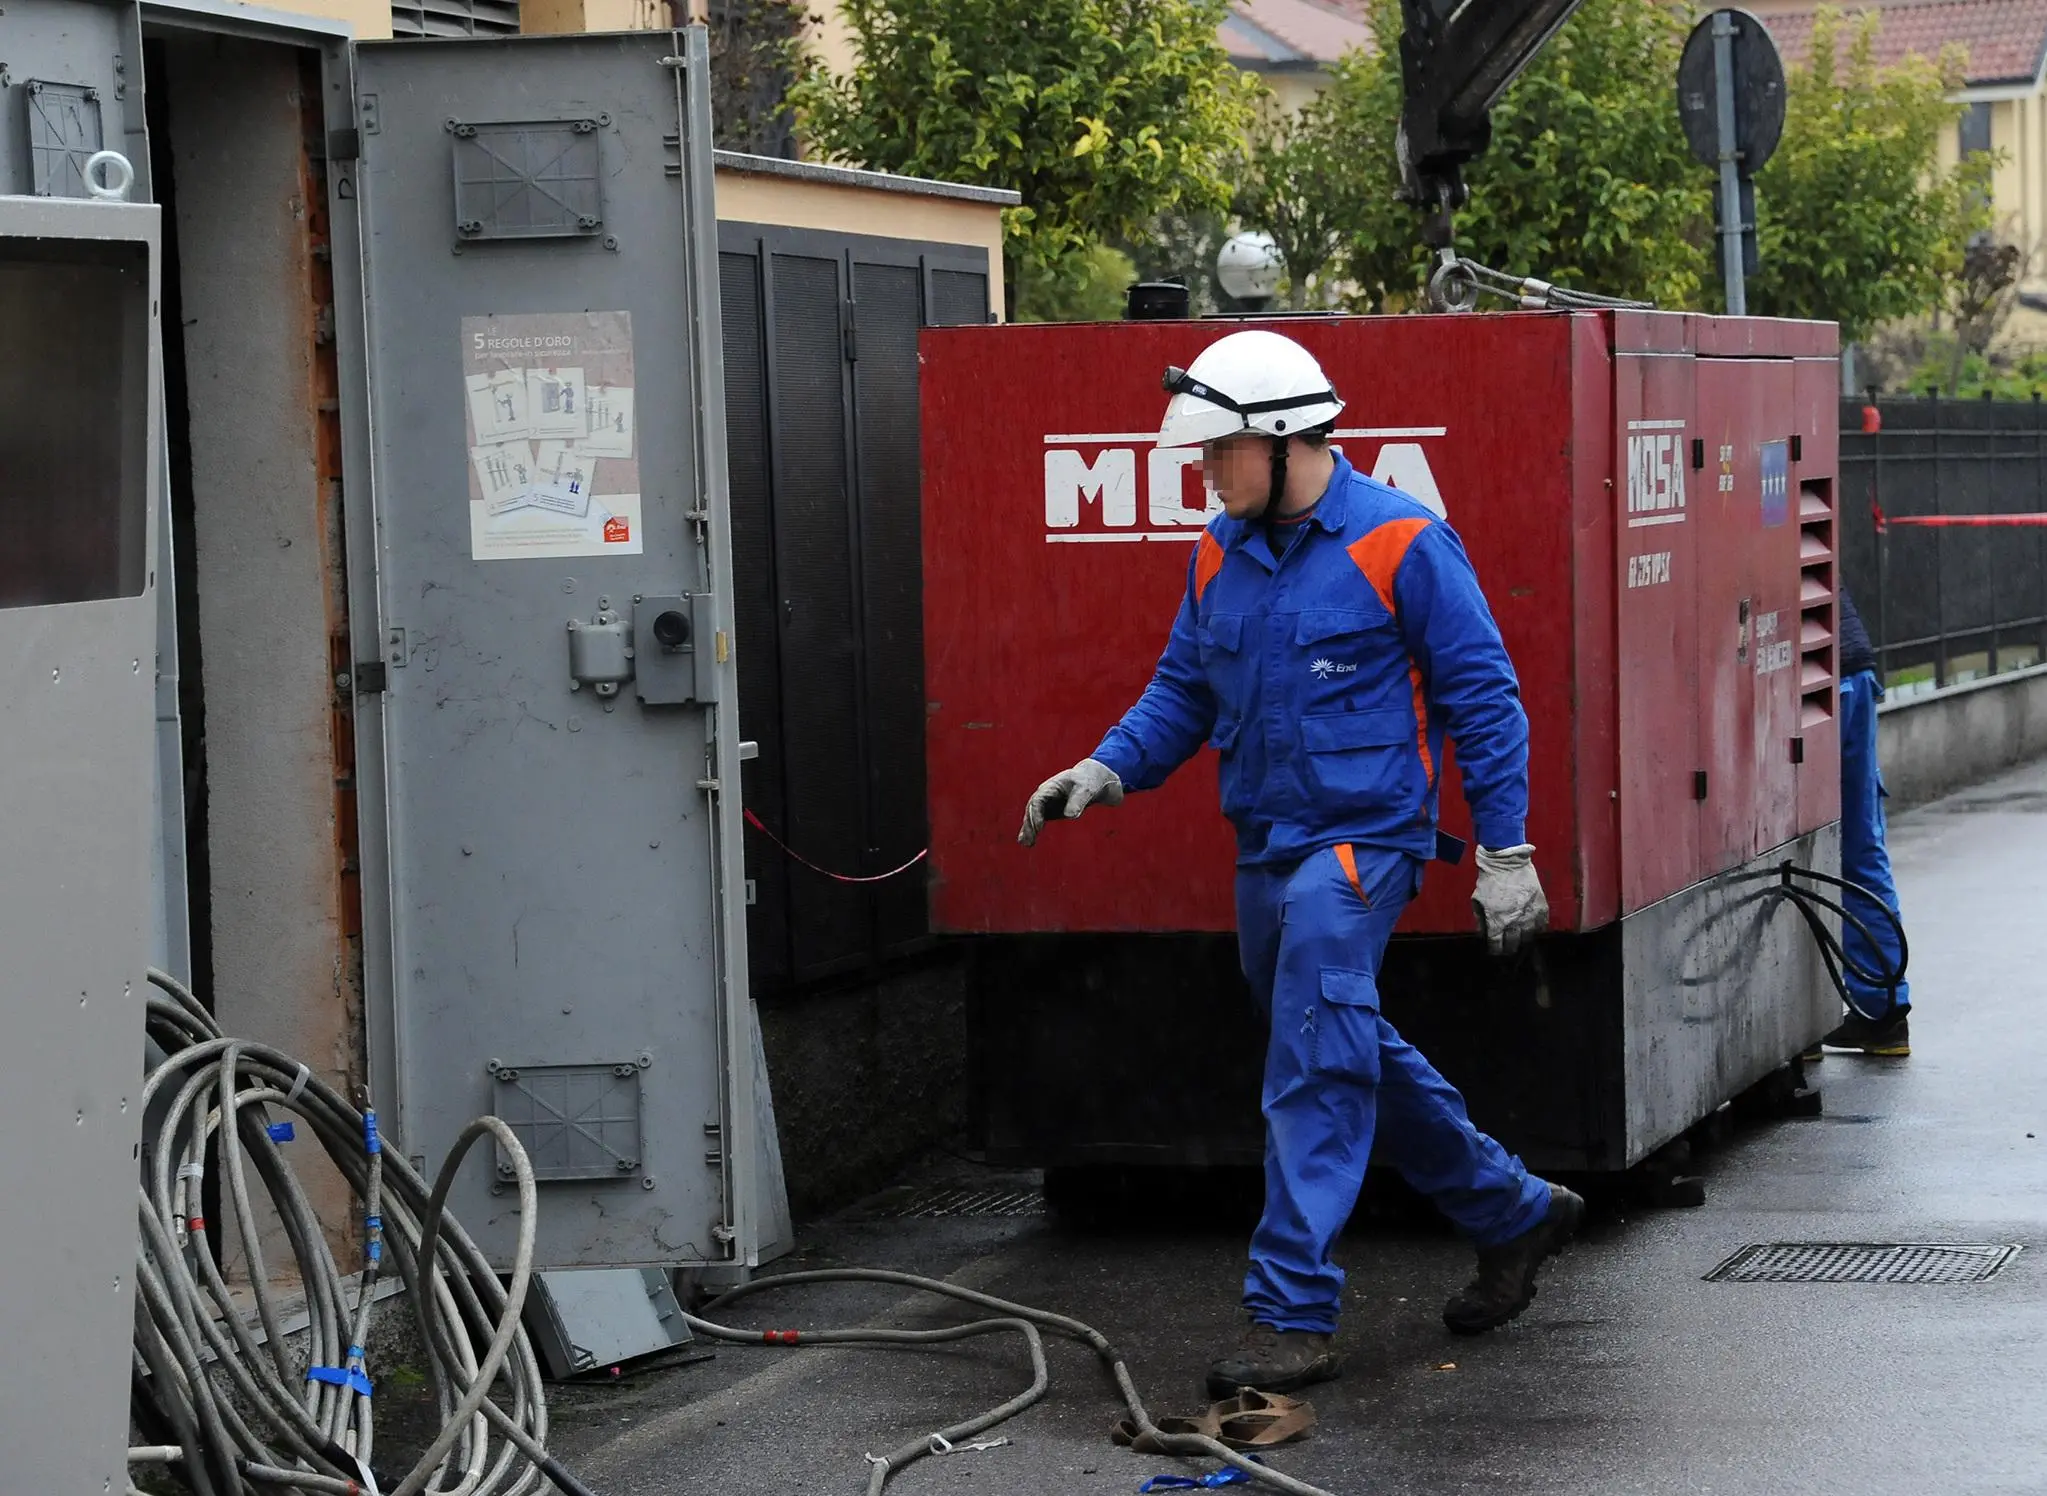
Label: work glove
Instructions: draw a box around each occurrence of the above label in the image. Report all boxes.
[1017,758,1125,847]
[1472,844,1548,957]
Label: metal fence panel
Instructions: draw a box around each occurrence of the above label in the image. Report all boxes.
[1838,397,2047,694]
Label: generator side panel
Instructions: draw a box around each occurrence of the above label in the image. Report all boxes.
[1694,355,1808,866]
[1612,317,1705,914]
[1568,316,1622,928]
[922,314,1589,936]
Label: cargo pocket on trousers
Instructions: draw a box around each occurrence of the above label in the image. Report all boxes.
[1310,967,1384,1086]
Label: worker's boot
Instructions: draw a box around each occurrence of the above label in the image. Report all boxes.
[1205,1319,1342,1399]
[1821,1009,1910,1056]
[1442,1183,1586,1336]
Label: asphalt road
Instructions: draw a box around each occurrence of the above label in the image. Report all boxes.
[548,757,2047,1496]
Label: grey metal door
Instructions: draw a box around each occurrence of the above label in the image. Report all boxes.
[341,29,761,1269]
[0,193,162,1496]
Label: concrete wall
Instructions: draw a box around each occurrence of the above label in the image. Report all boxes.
[164,33,359,1267]
[1879,664,2047,808]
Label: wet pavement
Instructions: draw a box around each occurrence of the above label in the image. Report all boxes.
[549,758,2047,1496]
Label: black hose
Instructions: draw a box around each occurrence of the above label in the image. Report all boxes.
[1723,862,1910,1022]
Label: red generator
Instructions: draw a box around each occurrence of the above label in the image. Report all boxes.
[920,311,1842,1178]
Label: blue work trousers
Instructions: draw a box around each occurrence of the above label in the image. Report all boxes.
[1235,844,1552,1333]
[1840,670,1910,1014]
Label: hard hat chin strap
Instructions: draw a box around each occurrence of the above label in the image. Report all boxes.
[1263,435,1289,519]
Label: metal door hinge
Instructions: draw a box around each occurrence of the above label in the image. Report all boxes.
[1693,770,1709,801]
[327,127,362,162]
[353,662,388,694]
[841,298,858,363]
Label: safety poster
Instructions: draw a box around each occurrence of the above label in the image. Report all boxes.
[460,311,642,560]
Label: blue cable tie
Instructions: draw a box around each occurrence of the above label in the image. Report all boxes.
[348,1345,365,1362]
[367,1241,382,1263]
[266,1122,296,1143]
[363,1109,381,1156]
[365,1215,382,1232]
[1138,1457,1263,1492]
[307,1366,374,1397]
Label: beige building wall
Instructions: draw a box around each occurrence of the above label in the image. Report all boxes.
[214,0,392,37]
[714,164,1008,317]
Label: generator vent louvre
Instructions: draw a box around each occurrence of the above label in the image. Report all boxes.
[1797,478,1836,726]
[391,0,520,39]
[1706,1242,2021,1285]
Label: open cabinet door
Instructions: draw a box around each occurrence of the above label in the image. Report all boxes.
[333,27,777,1269]
[0,193,161,1496]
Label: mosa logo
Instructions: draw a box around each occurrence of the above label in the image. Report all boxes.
[1625,418,1688,528]
[1042,427,1449,542]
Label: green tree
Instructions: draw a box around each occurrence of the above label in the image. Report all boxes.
[792,0,1255,299]
[1747,9,1993,339]
[1322,0,1712,311]
[1232,91,1354,308]
[1013,242,1140,322]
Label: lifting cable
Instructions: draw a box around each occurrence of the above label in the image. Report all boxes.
[1426,248,1654,314]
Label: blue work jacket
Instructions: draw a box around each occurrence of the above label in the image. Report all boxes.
[1090,453,1530,867]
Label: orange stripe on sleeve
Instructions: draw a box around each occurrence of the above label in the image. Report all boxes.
[1344,517,1430,615]
[1193,531,1227,605]
[1408,664,1434,789]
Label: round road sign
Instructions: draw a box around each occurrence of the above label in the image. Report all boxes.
[1677,9,1787,175]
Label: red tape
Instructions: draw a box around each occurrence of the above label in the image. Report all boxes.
[187,1217,206,1232]
[761,1329,801,1345]
[742,808,928,885]
[1881,513,2047,529]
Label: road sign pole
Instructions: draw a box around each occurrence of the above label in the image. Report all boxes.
[1713,9,1747,315]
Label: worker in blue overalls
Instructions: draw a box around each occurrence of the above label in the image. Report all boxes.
[1816,587,1912,1055]
[1018,330,1583,1397]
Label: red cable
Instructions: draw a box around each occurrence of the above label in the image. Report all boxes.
[742,807,929,884]
[1881,513,2047,527]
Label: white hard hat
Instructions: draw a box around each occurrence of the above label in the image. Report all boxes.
[1216,232,1284,301]
[1158,330,1344,448]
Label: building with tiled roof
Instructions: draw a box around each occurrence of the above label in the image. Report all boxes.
[1751,0,2047,309]
[1220,0,1375,111]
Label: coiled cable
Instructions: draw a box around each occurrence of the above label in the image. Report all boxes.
[131,968,599,1496]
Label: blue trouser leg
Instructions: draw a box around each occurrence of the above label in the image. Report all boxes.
[1236,846,1553,1333]
[1839,670,1909,1014]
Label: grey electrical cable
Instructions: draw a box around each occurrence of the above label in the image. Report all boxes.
[682,1269,1342,1496]
[131,968,597,1496]
[134,970,1335,1496]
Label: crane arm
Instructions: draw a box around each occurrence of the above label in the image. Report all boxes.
[1396,0,1587,246]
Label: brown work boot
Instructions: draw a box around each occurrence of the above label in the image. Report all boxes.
[1205,1318,1342,1399]
[1442,1183,1586,1335]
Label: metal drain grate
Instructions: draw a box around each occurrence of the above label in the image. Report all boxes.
[862,1186,1045,1220]
[1706,1242,2022,1285]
